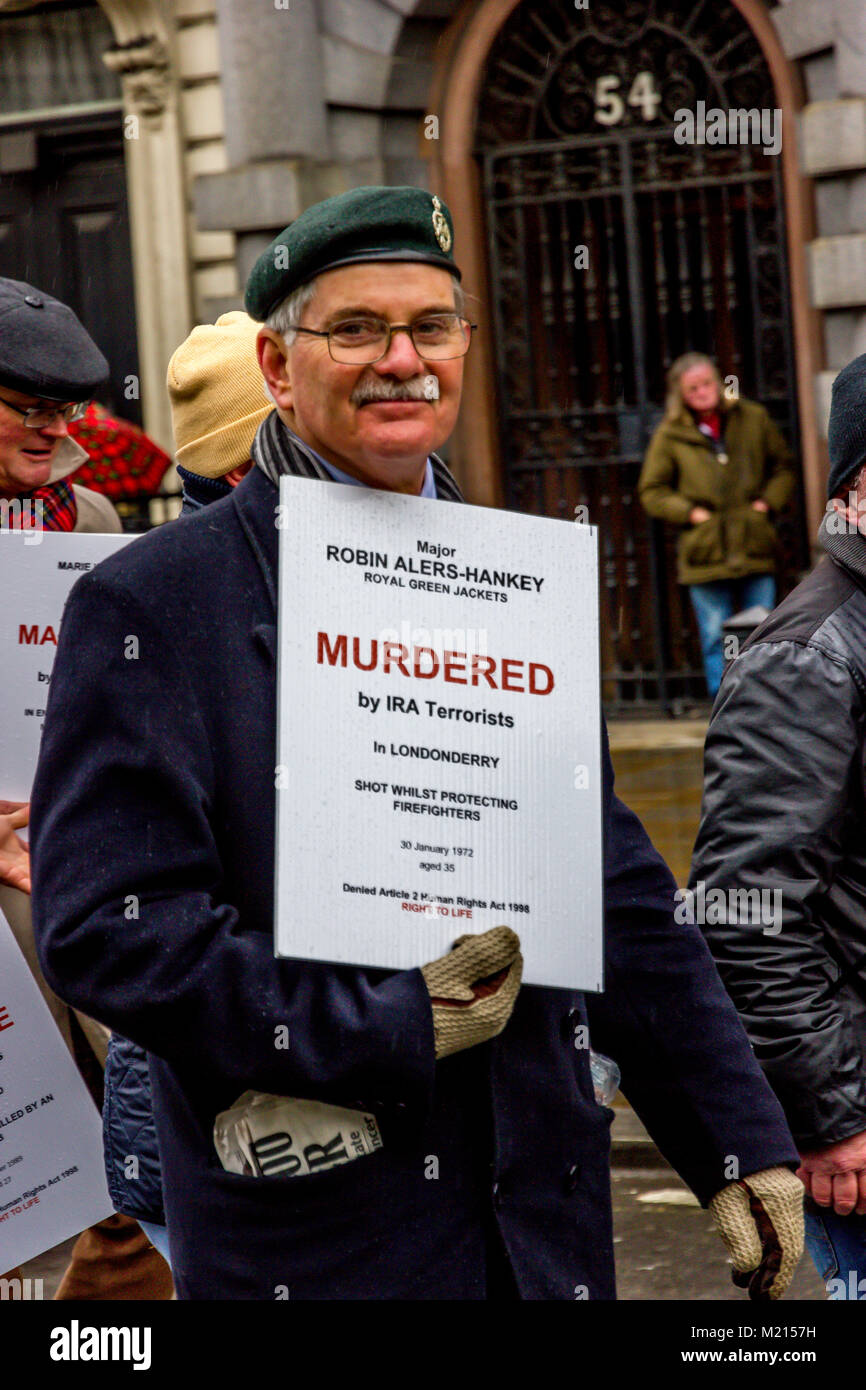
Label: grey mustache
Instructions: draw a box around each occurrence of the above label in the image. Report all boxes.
[351,377,432,405]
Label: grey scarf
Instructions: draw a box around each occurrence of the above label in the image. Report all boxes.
[252,410,464,502]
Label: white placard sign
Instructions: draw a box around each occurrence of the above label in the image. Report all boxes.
[276,476,603,991]
[0,529,134,1267]
[0,531,133,802]
[0,907,113,1269]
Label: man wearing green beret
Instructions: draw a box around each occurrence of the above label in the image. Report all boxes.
[246,185,468,500]
[31,186,804,1300]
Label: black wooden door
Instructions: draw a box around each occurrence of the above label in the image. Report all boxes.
[0,118,140,424]
[477,0,805,713]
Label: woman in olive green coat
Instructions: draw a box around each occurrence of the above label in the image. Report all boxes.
[638,353,795,695]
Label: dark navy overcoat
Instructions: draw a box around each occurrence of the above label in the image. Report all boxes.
[30,466,798,1299]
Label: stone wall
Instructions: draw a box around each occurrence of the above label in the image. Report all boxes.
[773,0,866,435]
[196,0,454,294]
[175,0,239,322]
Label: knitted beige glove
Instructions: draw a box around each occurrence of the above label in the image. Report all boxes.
[420,926,523,1060]
[709,1166,804,1300]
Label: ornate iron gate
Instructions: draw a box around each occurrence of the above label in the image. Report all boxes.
[477,0,803,713]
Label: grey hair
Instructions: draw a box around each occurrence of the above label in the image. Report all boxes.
[266,272,466,345]
[265,281,319,344]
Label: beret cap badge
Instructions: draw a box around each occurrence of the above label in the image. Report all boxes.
[432,195,452,253]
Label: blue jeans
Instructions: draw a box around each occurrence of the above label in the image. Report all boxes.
[805,1198,866,1299]
[138,1219,172,1269]
[688,575,776,696]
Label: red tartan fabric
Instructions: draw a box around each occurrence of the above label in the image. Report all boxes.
[68,403,172,499]
[7,478,78,531]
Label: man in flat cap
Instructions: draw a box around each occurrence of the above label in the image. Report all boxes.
[31,188,803,1300]
[0,278,120,534]
[0,279,171,1299]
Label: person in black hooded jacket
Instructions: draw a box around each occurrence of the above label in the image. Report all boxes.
[691,351,866,1298]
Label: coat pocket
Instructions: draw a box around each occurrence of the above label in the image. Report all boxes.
[680,515,724,568]
[741,506,777,560]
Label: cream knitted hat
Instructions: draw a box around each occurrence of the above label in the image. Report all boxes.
[166,311,271,478]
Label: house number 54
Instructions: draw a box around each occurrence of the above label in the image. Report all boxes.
[594,72,663,126]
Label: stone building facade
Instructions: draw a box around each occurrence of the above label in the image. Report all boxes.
[194,0,866,541]
[2,0,862,514]
[3,0,866,706]
[195,0,866,706]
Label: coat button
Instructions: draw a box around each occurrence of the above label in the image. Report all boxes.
[564,1162,581,1193]
[24,294,42,307]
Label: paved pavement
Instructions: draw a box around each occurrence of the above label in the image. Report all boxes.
[612,1171,823,1301]
[610,1105,824,1301]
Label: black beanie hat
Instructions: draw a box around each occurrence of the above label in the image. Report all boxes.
[827,353,866,498]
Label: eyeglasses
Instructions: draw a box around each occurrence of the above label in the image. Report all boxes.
[286,313,478,365]
[0,395,88,428]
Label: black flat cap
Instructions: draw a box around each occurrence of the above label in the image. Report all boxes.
[0,277,109,399]
[245,185,461,322]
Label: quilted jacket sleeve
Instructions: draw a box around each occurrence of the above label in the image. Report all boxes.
[638,427,694,526]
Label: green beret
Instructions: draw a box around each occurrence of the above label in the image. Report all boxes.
[244,185,461,322]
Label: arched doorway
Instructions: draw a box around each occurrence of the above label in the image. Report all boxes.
[436,0,812,713]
